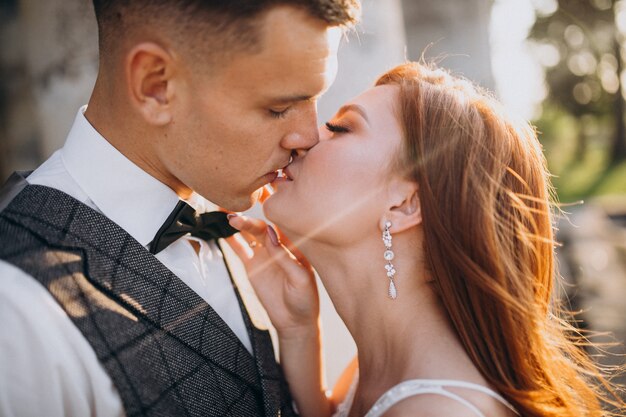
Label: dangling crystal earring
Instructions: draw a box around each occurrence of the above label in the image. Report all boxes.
[382,221,397,299]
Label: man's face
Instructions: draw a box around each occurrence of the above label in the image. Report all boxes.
[163,6,340,211]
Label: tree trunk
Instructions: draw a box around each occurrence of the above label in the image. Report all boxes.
[400,0,495,90]
[611,38,626,164]
[318,0,407,122]
[0,0,98,181]
[0,0,43,181]
[575,121,588,162]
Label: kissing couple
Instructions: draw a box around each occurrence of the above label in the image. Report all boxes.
[0,1,622,417]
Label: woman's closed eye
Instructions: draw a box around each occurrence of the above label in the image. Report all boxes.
[325,122,350,134]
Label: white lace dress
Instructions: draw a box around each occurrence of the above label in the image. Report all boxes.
[332,376,519,417]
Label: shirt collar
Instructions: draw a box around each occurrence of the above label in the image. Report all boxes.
[60,106,216,247]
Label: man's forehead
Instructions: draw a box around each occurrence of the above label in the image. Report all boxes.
[210,9,341,101]
[256,6,340,59]
[221,46,337,101]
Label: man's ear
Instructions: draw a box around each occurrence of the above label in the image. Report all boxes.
[379,180,421,233]
[126,42,175,126]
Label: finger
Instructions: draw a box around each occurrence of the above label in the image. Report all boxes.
[262,227,314,281]
[225,219,257,246]
[274,229,313,270]
[237,228,260,246]
[228,215,267,239]
[224,234,254,261]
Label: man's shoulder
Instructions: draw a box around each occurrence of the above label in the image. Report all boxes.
[26,151,91,207]
[0,150,96,215]
[0,259,124,417]
[0,258,102,373]
[0,260,66,321]
[0,259,89,364]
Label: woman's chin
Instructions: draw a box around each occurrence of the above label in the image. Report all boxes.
[263,193,304,239]
[262,193,285,226]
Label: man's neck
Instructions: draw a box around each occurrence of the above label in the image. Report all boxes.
[84,92,192,201]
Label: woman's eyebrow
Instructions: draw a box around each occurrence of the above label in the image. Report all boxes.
[336,104,369,124]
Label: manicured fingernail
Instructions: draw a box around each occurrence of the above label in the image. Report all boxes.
[227,213,239,220]
[267,225,279,246]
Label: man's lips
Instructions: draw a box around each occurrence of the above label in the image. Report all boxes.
[264,159,295,184]
[261,152,296,188]
[263,171,279,183]
[262,169,291,186]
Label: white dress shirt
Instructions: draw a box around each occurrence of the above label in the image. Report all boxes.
[0,106,253,417]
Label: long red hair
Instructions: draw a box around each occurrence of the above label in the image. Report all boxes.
[376,62,624,416]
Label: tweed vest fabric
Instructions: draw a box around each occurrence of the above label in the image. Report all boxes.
[0,172,296,417]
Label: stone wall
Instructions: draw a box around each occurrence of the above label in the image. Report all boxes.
[401,0,495,90]
[0,0,98,179]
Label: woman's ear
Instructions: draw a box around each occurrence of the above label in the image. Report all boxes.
[126,42,175,126]
[379,180,421,233]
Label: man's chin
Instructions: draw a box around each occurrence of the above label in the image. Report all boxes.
[206,187,269,213]
[227,194,257,213]
[209,193,255,213]
[232,188,266,212]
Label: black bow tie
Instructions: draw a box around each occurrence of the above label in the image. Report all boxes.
[149,200,238,255]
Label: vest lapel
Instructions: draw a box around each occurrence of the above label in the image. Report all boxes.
[219,243,295,417]
[0,171,31,212]
[2,183,261,392]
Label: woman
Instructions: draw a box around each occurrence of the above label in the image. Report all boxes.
[227,62,624,417]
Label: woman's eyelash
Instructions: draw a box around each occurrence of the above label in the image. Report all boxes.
[325,122,350,133]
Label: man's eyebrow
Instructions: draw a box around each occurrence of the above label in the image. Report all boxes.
[336,104,369,124]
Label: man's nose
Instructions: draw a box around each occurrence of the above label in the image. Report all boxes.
[281,104,320,153]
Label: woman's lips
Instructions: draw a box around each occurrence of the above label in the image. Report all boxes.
[269,169,294,193]
[283,166,294,181]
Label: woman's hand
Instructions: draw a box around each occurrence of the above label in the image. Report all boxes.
[225,214,319,336]
[226,214,331,417]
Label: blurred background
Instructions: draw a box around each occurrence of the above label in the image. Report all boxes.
[1,0,625,393]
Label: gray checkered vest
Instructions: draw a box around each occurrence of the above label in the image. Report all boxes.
[0,172,296,417]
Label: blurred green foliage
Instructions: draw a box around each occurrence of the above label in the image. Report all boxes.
[536,104,626,202]
[530,0,626,202]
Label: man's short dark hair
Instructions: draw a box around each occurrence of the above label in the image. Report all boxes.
[92,0,361,62]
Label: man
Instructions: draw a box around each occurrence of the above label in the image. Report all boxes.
[0,1,360,416]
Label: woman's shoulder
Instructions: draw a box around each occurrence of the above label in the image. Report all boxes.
[380,382,517,417]
[382,393,477,417]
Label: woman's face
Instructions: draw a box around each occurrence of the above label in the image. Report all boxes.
[263,85,404,246]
